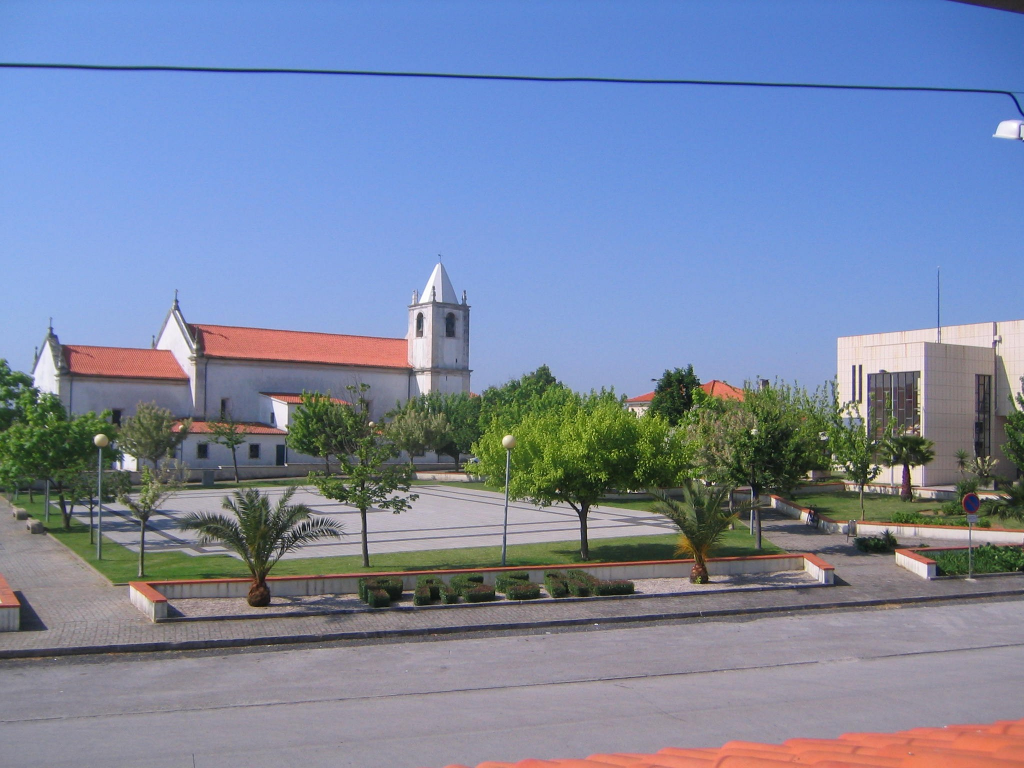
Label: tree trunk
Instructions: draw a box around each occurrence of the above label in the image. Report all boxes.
[59,492,71,530]
[690,560,709,584]
[139,519,146,578]
[901,463,912,501]
[324,456,331,475]
[247,577,271,607]
[360,507,370,567]
[859,484,866,521]
[576,503,590,561]
[231,447,239,483]
[89,501,95,545]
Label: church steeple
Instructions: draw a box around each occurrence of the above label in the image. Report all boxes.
[407,262,471,397]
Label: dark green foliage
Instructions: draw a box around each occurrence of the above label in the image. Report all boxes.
[565,569,599,597]
[438,583,460,604]
[415,575,445,600]
[594,579,635,596]
[505,581,542,600]
[495,571,531,593]
[413,585,433,606]
[649,365,701,426]
[544,571,569,598]
[450,573,485,596]
[463,583,496,603]
[366,588,391,608]
[855,529,899,553]
[1005,378,1024,475]
[358,575,403,602]
[890,510,991,528]
[933,544,1024,576]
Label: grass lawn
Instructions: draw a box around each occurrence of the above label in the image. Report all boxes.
[10,497,781,585]
[796,490,941,523]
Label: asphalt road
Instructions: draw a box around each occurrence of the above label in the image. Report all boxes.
[2,599,1023,768]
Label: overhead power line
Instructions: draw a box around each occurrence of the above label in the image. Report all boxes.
[2,61,1021,117]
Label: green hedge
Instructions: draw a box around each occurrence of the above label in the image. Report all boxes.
[450,573,485,596]
[366,588,391,608]
[891,510,991,528]
[439,583,460,604]
[933,544,1024,576]
[413,585,433,606]
[544,571,569,598]
[594,579,635,596]
[855,530,899,553]
[495,571,531,594]
[464,583,496,603]
[543,569,633,598]
[505,581,541,600]
[358,576,404,602]
[415,575,445,600]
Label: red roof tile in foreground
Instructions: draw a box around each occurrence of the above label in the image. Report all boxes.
[436,718,1024,768]
[63,346,188,381]
[192,324,410,369]
[261,393,350,405]
[701,379,745,401]
[183,420,287,436]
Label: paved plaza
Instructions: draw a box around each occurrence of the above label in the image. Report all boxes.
[80,484,678,560]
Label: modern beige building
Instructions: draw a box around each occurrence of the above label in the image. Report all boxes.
[837,319,1024,487]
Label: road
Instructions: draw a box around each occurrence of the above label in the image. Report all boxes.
[1,599,1022,768]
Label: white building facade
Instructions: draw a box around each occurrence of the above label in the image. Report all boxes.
[33,263,472,474]
[837,319,1024,487]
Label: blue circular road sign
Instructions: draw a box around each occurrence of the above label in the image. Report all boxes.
[962,492,981,514]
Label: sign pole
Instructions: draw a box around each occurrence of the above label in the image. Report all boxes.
[962,492,980,581]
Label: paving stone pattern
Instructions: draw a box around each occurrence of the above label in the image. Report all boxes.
[0,495,1021,658]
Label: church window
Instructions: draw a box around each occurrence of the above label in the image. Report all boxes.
[220,398,229,419]
[269,411,276,426]
[249,444,261,460]
[445,313,456,338]
[415,313,424,338]
[111,409,122,426]
[197,443,209,460]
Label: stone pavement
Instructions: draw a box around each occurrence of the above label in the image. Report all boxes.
[1,497,1022,659]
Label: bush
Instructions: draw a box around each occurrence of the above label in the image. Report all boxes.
[891,510,927,525]
[855,529,899,553]
[416,575,445,600]
[366,588,391,608]
[413,585,433,606]
[495,571,531,594]
[450,573,485,596]
[544,572,569,598]
[464,584,496,603]
[358,576,404,603]
[595,579,635,596]
[933,544,1024,576]
[505,581,542,600]
[438,583,460,604]
[566,569,599,597]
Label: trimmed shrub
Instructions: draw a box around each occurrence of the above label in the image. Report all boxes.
[855,529,899,553]
[366,588,391,608]
[505,581,542,600]
[495,571,531,594]
[450,573,485,596]
[358,576,404,603]
[464,584,496,603]
[595,579,635,596]
[413,585,433,606]
[438,583,460,604]
[416,575,445,600]
[544,572,569,598]
[934,544,1024,576]
[566,569,599,597]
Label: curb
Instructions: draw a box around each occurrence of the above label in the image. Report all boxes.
[3,585,1023,660]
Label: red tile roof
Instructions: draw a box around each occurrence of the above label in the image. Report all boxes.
[184,420,287,436]
[261,393,350,405]
[626,391,656,404]
[437,717,1024,768]
[702,379,745,401]
[192,324,410,369]
[63,346,188,381]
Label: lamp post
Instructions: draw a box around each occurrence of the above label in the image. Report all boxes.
[501,434,516,566]
[94,433,109,560]
[748,427,760,549]
[994,119,1024,141]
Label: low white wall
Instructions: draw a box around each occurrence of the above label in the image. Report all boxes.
[895,549,938,580]
[0,574,22,632]
[768,495,848,535]
[856,521,1024,545]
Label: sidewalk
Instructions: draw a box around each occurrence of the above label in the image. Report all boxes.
[1,500,1022,659]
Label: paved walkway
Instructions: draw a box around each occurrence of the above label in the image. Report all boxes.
[1,496,1022,659]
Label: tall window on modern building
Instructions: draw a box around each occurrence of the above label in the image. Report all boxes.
[415,313,424,338]
[867,371,920,439]
[445,312,456,338]
[975,374,992,457]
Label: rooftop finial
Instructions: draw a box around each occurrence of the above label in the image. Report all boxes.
[48,317,53,334]
[438,253,443,264]
[173,289,179,309]
[462,290,467,305]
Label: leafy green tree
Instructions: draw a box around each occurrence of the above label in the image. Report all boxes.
[179,487,343,606]
[0,393,117,529]
[651,482,740,583]
[286,391,361,473]
[474,392,686,561]
[118,402,190,470]
[0,359,35,432]
[1005,377,1024,478]
[311,395,418,567]
[828,402,882,520]
[208,414,247,482]
[65,467,132,544]
[118,464,184,577]
[649,365,701,426]
[981,479,1024,523]
[477,365,572,436]
[386,407,448,467]
[881,434,935,501]
[968,455,999,488]
[413,391,481,468]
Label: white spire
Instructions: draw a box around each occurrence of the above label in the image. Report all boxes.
[421,262,458,304]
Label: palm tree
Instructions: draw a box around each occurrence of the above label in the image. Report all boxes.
[881,434,935,501]
[650,481,739,584]
[178,487,343,606]
[981,479,1024,524]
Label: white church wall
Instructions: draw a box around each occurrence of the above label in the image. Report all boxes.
[65,378,193,420]
[31,343,62,404]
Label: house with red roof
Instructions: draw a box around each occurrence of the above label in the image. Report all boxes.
[32,263,471,474]
[625,379,745,416]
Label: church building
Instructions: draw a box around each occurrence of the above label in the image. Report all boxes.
[32,263,471,473]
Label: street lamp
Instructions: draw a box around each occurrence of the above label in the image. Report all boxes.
[501,434,516,566]
[93,433,109,560]
[748,427,759,549]
[994,119,1024,141]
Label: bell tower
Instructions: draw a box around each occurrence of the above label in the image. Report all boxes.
[407,262,471,396]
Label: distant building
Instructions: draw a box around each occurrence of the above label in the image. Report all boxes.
[837,319,1024,486]
[625,380,745,416]
[32,263,471,472]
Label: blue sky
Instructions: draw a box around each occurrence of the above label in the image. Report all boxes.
[1,1,1022,398]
